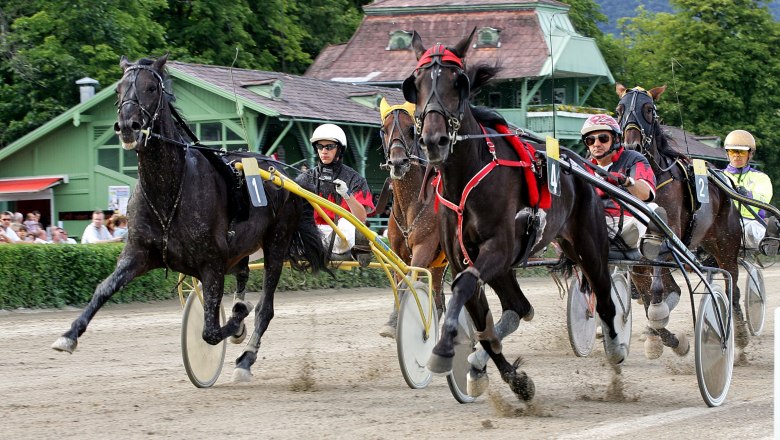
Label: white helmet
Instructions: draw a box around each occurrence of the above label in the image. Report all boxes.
[310,123,347,148]
[724,129,755,152]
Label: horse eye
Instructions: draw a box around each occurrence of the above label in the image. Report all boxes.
[147,85,157,93]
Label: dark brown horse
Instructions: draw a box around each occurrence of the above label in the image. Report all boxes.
[377,98,447,338]
[615,84,747,355]
[403,30,625,401]
[52,55,328,382]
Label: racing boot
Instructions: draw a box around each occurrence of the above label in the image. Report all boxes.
[759,216,780,256]
[352,231,372,267]
[640,206,668,260]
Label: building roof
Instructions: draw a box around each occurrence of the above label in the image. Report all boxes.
[168,61,405,126]
[662,125,727,161]
[364,0,569,10]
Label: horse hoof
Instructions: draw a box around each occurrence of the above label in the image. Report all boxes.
[427,353,453,375]
[466,368,489,397]
[51,336,77,354]
[647,302,670,323]
[229,322,247,344]
[232,300,252,320]
[378,324,396,339]
[603,337,627,365]
[644,334,664,359]
[673,333,690,356]
[510,371,535,401]
[522,306,534,322]
[232,367,252,383]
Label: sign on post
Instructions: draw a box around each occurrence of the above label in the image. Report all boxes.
[241,158,268,207]
[546,136,561,197]
[693,159,710,204]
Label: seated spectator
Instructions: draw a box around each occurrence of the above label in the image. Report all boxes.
[81,210,122,244]
[57,227,77,244]
[0,211,20,243]
[17,225,33,243]
[111,215,129,242]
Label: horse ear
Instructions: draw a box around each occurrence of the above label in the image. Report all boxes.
[402,75,417,105]
[379,97,391,121]
[616,83,627,98]
[648,85,667,101]
[452,27,476,60]
[153,53,169,72]
[120,55,131,71]
[411,31,425,60]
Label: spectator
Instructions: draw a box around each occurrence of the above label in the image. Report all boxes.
[112,215,129,242]
[10,212,23,232]
[81,210,122,244]
[58,227,77,244]
[23,212,42,236]
[0,211,20,243]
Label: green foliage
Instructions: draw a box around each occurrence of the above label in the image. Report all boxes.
[0,243,177,309]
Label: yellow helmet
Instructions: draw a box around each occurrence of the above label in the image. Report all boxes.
[724,129,755,151]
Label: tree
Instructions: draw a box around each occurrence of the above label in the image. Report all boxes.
[618,0,780,193]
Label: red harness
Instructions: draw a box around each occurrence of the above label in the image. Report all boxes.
[433,124,541,266]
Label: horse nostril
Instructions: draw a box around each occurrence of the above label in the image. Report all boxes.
[113,122,121,133]
[130,121,142,131]
[437,136,449,148]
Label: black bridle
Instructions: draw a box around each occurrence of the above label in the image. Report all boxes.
[617,88,675,173]
[379,108,426,171]
[403,44,470,155]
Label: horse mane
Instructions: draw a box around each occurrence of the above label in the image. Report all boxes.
[652,119,683,160]
[468,63,501,95]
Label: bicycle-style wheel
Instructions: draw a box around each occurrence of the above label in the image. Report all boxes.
[181,287,227,388]
[567,274,597,357]
[446,302,476,403]
[695,284,734,407]
[605,272,632,356]
[744,264,766,336]
[396,282,438,389]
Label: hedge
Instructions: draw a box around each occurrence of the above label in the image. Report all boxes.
[0,243,391,310]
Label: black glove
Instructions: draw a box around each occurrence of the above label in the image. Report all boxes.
[736,186,752,197]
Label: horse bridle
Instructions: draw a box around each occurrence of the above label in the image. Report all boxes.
[618,88,676,173]
[379,108,426,170]
[403,44,470,155]
[116,64,168,143]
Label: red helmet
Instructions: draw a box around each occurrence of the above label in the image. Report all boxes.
[581,114,622,136]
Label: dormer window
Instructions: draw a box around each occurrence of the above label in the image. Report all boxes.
[387,30,413,50]
[475,27,501,48]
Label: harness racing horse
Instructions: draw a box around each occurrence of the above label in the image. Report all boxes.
[615,84,746,356]
[52,55,329,382]
[378,98,447,338]
[403,30,626,401]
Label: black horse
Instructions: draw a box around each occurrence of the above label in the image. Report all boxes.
[402,30,626,401]
[615,84,746,355]
[52,55,328,382]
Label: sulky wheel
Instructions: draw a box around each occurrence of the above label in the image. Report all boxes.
[567,274,598,357]
[743,263,766,336]
[605,272,632,356]
[181,283,227,388]
[396,281,438,389]
[695,284,734,407]
[446,300,476,403]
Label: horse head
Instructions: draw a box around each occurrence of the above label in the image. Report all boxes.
[379,98,419,179]
[114,54,170,152]
[615,83,667,155]
[402,29,475,165]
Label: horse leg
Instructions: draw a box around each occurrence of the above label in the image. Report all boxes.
[228,256,251,344]
[233,244,286,382]
[466,272,528,399]
[199,268,248,346]
[52,253,154,353]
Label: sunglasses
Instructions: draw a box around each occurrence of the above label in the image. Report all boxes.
[584,133,612,147]
[316,143,339,151]
[727,149,749,156]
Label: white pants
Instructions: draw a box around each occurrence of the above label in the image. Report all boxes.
[605,203,658,249]
[742,219,766,250]
[318,217,356,254]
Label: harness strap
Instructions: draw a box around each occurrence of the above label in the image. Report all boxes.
[435,125,532,266]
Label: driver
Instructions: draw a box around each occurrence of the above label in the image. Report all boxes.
[721,129,780,255]
[581,114,657,249]
[295,123,374,255]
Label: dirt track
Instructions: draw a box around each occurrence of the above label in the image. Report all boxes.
[0,267,775,439]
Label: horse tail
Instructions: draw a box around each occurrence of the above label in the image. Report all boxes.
[286,196,330,275]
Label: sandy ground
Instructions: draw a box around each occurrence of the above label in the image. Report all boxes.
[0,266,776,440]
